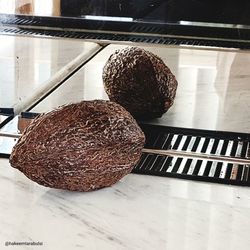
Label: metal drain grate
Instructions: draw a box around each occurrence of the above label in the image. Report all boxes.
[1,26,250,50]
[133,124,250,186]
[1,14,250,49]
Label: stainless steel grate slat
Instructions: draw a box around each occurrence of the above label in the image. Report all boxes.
[230,142,243,180]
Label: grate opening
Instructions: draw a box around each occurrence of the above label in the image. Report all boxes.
[133,124,250,186]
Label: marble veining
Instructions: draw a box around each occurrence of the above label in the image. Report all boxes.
[1,159,250,250]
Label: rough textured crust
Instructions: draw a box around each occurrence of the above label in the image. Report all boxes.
[103,46,178,119]
[10,100,145,191]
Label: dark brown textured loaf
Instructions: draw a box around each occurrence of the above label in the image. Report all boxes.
[9,100,145,191]
[103,46,178,119]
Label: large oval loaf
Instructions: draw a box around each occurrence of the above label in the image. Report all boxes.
[103,46,178,119]
[10,100,145,191]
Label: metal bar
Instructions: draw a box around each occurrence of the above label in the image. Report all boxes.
[142,148,250,165]
[0,132,21,139]
[2,131,250,166]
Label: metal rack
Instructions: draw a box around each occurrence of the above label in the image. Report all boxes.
[133,124,250,186]
[1,14,250,49]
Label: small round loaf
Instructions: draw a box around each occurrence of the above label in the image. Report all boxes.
[103,47,178,119]
[9,100,145,191]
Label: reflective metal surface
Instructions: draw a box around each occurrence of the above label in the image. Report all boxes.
[0,35,100,114]
[31,44,250,133]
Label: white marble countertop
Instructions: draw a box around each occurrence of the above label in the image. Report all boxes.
[0,35,100,114]
[1,158,250,250]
